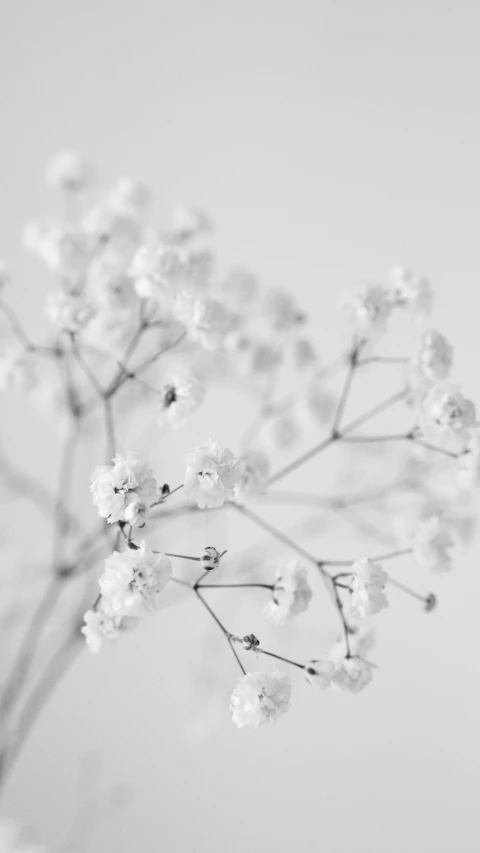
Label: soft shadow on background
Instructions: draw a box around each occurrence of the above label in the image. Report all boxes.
[1,2,480,852]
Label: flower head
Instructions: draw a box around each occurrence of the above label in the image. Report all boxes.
[343,283,391,339]
[183,440,241,508]
[45,150,95,192]
[90,452,157,525]
[304,660,335,690]
[413,516,454,572]
[265,560,313,625]
[332,656,374,694]
[82,605,120,653]
[422,382,476,448]
[236,450,270,497]
[414,330,453,383]
[347,558,389,620]
[388,266,433,316]
[157,373,204,430]
[98,545,172,619]
[174,292,231,350]
[230,670,291,728]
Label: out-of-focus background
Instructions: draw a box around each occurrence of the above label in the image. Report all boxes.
[1,2,480,852]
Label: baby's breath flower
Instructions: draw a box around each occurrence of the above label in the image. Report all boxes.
[174,292,231,350]
[131,242,183,300]
[413,515,454,572]
[183,440,241,508]
[414,329,453,383]
[82,605,120,653]
[263,288,304,331]
[332,656,374,694]
[230,670,291,728]
[304,660,335,690]
[265,560,313,625]
[157,373,204,430]
[168,207,211,243]
[459,431,480,487]
[422,382,476,448]
[236,450,270,497]
[347,558,389,620]
[45,289,96,332]
[0,348,37,392]
[266,411,300,450]
[99,546,172,618]
[107,178,151,215]
[292,337,318,370]
[388,266,433,316]
[343,283,391,339]
[45,150,94,192]
[90,452,157,525]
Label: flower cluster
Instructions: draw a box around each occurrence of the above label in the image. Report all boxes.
[90,452,157,526]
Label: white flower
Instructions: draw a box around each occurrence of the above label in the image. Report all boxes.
[422,382,476,447]
[230,670,291,728]
[414,330,453,383]
[266,411,300,450]
[131,242,183,301]
[82,605,120,653]
[304,660,335,690]
[45,289,96,332]
[168,206,211,242]
[107,178,151,215]
[90,452,157,525]
[292,337,318,370]
[174,292,231,350]
[343,283,392,339]
[157,373,204,429]
[413,516,454,572]
[45,150,94,192]
[0,348,37,392]
[236,450,270,497]
[99,546,172,618]
[263,289,304,331]
[265,560,313,625]
[347,558,389,620]
[332,656,374,694]
[183,440,241,508]
[388,266,433,316]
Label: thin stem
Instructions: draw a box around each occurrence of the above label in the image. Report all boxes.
[267,434,336,487]
[231,502,323,571]
[199,582,273,591]
[331,344,360,434]
[104,398,115,461]
[340,433,411,444]
[194,589,246,674]
[357,356,408,366]
[170,576,194,588]
[412,438,460,459]
[339,389,407,437]
[254,647,305,670]
[164,552,201,562]
[70,335,105,398]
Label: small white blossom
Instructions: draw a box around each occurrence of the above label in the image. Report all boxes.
[422,382,476,448]
[343,283,391,339]
[304,660,335,690]
[107,178,151,215]
[82,605,120,653]
[99,546,172,618]
[414,330,453,383]
[90,451,157,525]
[168,207,211,242]
[131,243,183,300]
[184,440,241,508]
[45,150,94,192]
[265,560,313,625]
[174,292,231,350]
[0,348,37,392]
[332,656,374,694]
[292,337,318,370]
[347,558,389,620]
[263,289,304,331]
[266,411,300,450]
[45,289,96,332]
[157,373,204,430]
[236,450,270,497]
[230,670,291,728]
[413,516,454,572]
[388,266,433,316]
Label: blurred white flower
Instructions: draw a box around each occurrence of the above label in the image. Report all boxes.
[291,337,318,370]
[0,348,37,392]
[413,515,454,572]
[388,266,433,316]
[90,451,157,525]
[45,150,94,192]
[230,670,291,728]
[45,289,96,332]
[263,288,304,331]
[332,656,374,694]
[131,242,183,301]
[174,292,231,350]
[343,282,391,339]
[157,372,204,430]
[347,558,389,620]
[107,177,152,215]
[266,411,300,450]
[219,267,259,310]
[414,329,453,383]
[167,206,212,243]
[183,440,240,508]
[236,450,270,497]
[265,560,313,625]
[82,605,120,653]
[422,382,476,448]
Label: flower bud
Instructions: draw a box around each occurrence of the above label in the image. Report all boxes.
[242,634,260,651]
[424,593,437,613]
[200,546,221,570]
[124,498,148,528]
